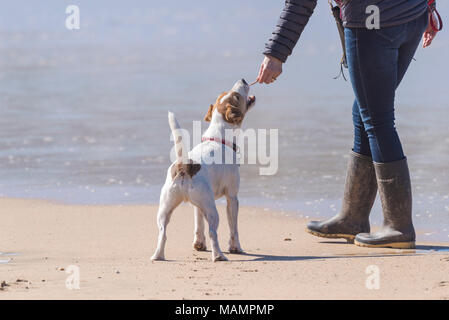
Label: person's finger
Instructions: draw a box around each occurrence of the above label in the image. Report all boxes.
[426,31,436,47]
[256,63,264,82]
[273,70,282,79]
[267,77,276,84]
[263,74,272,84]
[258,64,268,83]
[256,67,262,82]
[260,68,272,84]
[423,32,432,48]
[261,72,271,84]
[263,71,275,84]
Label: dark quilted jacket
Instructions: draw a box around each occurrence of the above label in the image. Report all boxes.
[263,0,317,63]
[264,0,428,63]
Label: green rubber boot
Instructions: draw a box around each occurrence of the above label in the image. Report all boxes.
[355,158,415,249]
[307,151,378,243]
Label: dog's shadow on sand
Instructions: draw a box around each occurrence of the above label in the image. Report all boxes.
[230,244,449,262]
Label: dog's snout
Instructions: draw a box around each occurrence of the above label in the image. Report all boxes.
[232,79,250,96]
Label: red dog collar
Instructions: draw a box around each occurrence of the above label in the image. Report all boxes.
[201,137,238,153]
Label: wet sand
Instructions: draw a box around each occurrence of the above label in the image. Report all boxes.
[1,198,449,299]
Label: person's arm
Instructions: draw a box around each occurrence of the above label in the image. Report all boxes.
[257,0,317,84]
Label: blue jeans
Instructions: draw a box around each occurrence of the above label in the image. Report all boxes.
[345,12,428,163]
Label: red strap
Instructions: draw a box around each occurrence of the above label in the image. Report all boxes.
[428,0,443,32]
[201,137,238,153]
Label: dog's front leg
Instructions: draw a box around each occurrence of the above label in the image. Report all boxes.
[193,206,207,251]
[226,195,243,253]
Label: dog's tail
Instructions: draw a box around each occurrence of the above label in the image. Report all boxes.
[168,111,189,164]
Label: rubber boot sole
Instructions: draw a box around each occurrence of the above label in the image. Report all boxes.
[306,228,355,244]
[354,239,415,249]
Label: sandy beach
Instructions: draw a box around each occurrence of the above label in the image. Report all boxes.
[0,198,448,299]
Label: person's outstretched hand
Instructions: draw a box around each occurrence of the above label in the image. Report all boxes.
[256,55,283,84]
[423,12,439,48]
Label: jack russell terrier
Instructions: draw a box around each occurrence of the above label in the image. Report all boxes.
[151,79,256,262]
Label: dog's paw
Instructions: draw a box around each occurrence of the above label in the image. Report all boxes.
[193,241,207,251]
[150,254,165,261]
[229,247,244,254]
[213,254,228,262]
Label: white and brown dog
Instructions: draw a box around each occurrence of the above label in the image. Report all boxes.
[151,79,256,262]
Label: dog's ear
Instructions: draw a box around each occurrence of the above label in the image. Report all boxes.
[225,103,244,125]
[204,104,214,122]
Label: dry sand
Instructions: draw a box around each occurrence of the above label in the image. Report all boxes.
[1,198,449,299]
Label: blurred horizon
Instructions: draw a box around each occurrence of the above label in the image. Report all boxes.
[0,1,447,100]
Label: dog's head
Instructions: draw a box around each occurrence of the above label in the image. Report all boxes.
[204,79,256,126]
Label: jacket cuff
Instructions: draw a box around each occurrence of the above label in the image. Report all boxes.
[263,49,287,63]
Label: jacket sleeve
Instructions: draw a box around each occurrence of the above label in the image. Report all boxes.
[263,0,318,62]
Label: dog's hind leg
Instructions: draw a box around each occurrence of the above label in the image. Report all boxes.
[189,182,227,262]
[226,195,243,254]
[203,204,227,262]
[193,206,207,251]
[151,183,182,261]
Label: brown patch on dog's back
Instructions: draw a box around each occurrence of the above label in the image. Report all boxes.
[171,160,201,180]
